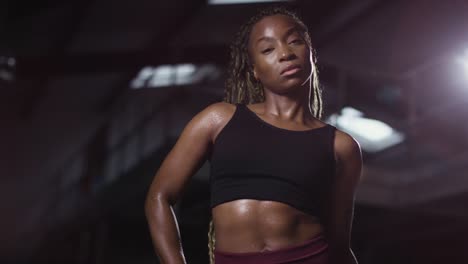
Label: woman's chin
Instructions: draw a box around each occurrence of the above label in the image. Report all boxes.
[283,77,309,89]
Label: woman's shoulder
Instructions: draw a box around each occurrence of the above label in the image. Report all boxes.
[198,102,238,142]
[333,127,361,163]
[201,102,237,123]
[205,101,237,113]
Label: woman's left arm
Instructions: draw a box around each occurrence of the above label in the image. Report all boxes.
[326,130,363,264]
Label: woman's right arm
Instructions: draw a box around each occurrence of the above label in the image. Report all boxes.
[144,103,228,264]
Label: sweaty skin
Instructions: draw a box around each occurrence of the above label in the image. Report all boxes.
[213,200,324,252]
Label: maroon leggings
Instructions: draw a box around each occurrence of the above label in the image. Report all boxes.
[213,233,329,264]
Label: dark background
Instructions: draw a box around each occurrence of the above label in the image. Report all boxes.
[2,0,468,263]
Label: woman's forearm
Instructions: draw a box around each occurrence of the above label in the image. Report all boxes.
[145,195,186,264]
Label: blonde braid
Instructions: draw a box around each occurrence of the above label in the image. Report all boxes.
[208,219,216,264]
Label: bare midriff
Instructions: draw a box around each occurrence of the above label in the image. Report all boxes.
[212,199,325,253]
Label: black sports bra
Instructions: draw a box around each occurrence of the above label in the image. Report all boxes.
[209,103,336,218]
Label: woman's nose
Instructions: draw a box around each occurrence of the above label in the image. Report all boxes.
[279,45,296,62]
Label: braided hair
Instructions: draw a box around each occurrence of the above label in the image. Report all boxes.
[223,5,323,119]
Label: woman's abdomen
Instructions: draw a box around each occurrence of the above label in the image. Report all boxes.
[212,199,324,253]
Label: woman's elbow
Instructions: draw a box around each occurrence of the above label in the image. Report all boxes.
[144,191,166,217]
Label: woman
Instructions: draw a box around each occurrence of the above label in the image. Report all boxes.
[145,6,362,264]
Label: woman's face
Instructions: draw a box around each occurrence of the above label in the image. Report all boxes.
[248,14,312,94]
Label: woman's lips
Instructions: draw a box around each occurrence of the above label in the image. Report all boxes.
[280,65,302,76]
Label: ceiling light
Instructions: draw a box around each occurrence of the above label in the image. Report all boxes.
[130,63,219,89]
[328,107,405,153]
[455,49,468,76]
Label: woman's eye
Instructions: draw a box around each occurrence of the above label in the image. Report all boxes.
[290,39,303,44]
[261,48,273,54]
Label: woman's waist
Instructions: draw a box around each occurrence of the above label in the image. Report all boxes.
[212,199,325,253]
